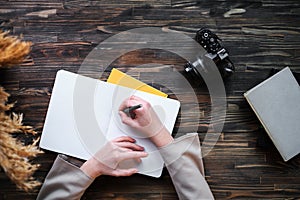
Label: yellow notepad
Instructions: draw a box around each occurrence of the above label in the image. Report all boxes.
[107,68,168,98]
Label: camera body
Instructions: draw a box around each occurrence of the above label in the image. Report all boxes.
[184,28,235,80]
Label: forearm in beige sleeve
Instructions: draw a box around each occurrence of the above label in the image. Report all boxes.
[159,133,214,200]
[37,155,94,200]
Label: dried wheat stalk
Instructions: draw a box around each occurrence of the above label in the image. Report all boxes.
[0,31,43,192]
[0,31,31,67]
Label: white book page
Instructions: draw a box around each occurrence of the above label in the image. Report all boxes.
[95,81,180,177]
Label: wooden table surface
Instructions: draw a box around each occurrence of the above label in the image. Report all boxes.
[0,0,300,199]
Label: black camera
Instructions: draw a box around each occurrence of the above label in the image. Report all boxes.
[184,28,235,81]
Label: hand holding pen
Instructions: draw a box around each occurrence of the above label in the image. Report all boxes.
[119,96,173,147]
[122,104,142,119]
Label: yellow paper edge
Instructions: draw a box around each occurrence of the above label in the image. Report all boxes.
[107,68,168,98]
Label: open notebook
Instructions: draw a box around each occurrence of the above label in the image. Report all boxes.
[40,70,180,177]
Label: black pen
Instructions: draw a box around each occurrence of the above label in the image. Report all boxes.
[123,104,142,118]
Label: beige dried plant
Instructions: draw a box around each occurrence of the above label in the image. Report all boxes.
[0,31,43,192]
[0,31,31,67]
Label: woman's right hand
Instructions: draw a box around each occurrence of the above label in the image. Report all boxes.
[118,96,174,147]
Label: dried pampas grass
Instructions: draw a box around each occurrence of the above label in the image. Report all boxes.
[0,31,31,67]
[0,31,42,192]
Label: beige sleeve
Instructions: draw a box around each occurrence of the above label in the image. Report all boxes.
[159,133,214,200]
[37,133,213,200]
[36,154,94,200]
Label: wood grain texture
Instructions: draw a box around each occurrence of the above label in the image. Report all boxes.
[0,0,300,199]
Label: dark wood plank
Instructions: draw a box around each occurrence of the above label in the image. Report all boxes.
[0,0,300,199]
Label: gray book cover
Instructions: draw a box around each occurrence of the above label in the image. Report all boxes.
[244,67,300,161]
